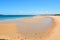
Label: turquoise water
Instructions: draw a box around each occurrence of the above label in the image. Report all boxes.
[0,15,36,20]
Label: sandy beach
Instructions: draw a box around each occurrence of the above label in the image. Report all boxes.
[0,16,60,40]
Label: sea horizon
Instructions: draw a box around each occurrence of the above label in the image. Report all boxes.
[0,14,59,20]
[0,15,36,20]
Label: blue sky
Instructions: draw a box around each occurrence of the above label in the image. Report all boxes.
[0,0,60,15]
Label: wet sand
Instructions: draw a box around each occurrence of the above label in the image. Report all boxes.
[0,16,60,40]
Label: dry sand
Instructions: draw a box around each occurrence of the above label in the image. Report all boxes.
[0,16,60,40]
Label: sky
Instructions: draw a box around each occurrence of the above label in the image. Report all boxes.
[0,0,60,15]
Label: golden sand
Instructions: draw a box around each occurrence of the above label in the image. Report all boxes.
[0,16,60,40]
[0,22,21,40]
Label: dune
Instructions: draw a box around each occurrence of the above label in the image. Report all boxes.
[0,16,60,40]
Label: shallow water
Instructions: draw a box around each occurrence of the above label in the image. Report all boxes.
[17,17,53,38]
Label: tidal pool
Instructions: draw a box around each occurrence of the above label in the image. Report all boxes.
[17,17,53,38]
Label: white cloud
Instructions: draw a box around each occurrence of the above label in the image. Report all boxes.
[0,10,59,15]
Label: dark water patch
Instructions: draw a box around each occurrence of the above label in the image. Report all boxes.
[0,15,36,20]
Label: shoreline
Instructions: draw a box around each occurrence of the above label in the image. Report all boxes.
[0,16,60,40]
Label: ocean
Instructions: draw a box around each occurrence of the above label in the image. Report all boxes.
[0,15,36,20]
